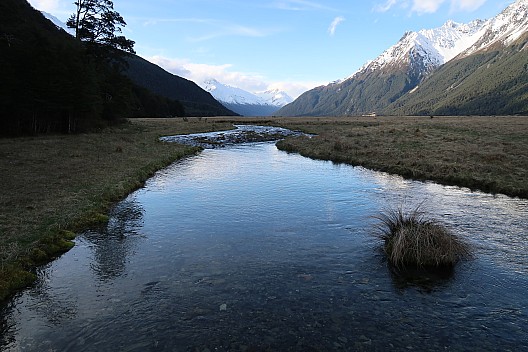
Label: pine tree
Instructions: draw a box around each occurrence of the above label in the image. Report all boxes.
[67,0,135,62]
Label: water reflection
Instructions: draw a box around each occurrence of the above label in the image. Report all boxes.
[387,262,456,293]
[1,142,527,351]
[0,306,16,349]
[84,197,145,281]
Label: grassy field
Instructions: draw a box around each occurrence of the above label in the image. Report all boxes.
[1,115,526,300]
[0,118,233,301]
[274,116,528,199]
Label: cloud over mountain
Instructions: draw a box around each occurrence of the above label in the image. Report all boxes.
[148,55,321,99]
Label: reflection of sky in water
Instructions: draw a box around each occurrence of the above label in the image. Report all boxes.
[370,167,528,274]
[369,168,413,193]
[1,142,527,352]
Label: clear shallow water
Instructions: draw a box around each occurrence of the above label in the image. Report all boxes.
[1,142,527,351]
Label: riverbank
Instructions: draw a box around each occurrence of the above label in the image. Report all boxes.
[1,116,526,301]
[3,133,526,351]
[274,116,527,199]
[0,118,233,301]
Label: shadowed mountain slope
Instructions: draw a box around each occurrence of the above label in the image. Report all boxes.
[124,56,237,117]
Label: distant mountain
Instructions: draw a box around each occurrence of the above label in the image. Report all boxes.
[388,0,528,115]
[388,32,528,115]
[201,79,292,116]
[39,12,247,117]
[256,88,293,107]
[124,58,236,117]
[277,0,528,117]
[40,11,236,117]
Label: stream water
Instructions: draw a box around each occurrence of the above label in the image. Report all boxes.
[1,129,527,351]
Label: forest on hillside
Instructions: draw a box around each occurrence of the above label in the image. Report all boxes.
[0,0,185,136]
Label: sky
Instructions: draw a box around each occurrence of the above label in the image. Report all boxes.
[28,0,515,98]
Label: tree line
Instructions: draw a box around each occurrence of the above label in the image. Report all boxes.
[0,0,185,136]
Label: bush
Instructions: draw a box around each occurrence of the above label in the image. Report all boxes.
[374,206,471,267]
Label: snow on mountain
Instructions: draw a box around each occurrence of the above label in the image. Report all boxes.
[202,79,263,105]
[255,89,293,107]
[461,0,528,56]
[356,19,487,76]
[201,79,291,108]
[279,0,528,117]
[345,0,528,80]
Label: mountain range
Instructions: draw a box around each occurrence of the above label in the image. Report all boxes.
[277,0,528,117]
[200,79,293,116]
[40,11,236,117]
[26,0,528,119]
[41,11,290,117]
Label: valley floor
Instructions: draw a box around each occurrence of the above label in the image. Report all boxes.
[1,115,526,300]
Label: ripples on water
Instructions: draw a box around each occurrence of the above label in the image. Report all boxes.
[1,142,527,351]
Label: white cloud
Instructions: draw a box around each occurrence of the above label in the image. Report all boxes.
[328,16,345,36]
[271,0,337,11]
[374,0,486,14]
[450,0,487,12]
[147,55,319,98]
[189,24,276,42]
[143,18,279,42]
[28,0,60,12]
[411,0,446,14]
[374,0,401,12]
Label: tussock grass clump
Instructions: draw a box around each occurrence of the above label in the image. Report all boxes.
[374,206,472,268]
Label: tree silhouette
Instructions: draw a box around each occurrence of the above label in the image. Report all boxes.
[67,0,135,63]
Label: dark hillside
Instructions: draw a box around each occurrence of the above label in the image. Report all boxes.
[0,0,220,135]
[0,0,103,134]
[124,55,237,117]
[277,67,422,117]
[277,48,433,117]
[388,34,528,116]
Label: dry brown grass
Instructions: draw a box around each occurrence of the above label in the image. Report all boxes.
[0,117,233,300]
[274,116,528,198]
[1,115,525,299]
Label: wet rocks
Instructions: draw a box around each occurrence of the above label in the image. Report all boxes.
[160,125,304,149]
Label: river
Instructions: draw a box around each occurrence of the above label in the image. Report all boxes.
[1,131,527,351]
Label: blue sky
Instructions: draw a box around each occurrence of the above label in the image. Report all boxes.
[29,0,514,97]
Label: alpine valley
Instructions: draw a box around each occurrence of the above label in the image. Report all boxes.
[39,12,290,117]
[277,0,528,117]
[38,11,237,118]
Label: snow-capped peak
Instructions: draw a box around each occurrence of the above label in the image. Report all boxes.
[461,0,528,56]
[202,79,263,105]
[201,79,291,107]
[341,0,527,83]
[357,19,487,76]
[418,19,487,62]
[255,89,293,106]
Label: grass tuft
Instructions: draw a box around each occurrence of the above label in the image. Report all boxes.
[373,206,472,268]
